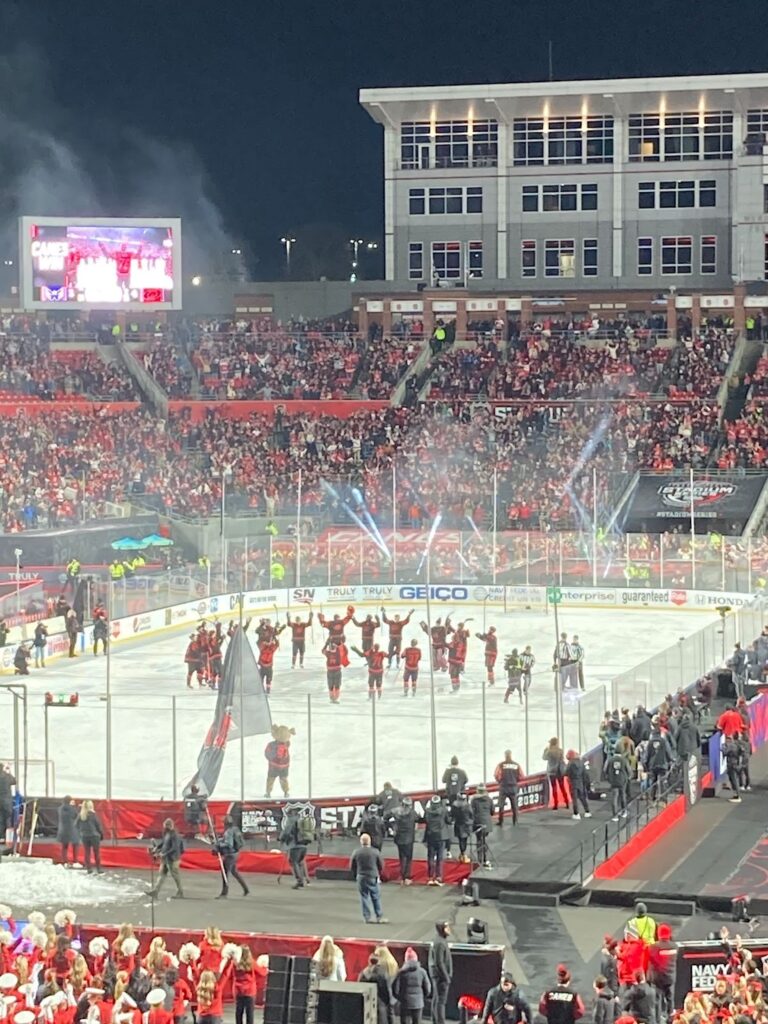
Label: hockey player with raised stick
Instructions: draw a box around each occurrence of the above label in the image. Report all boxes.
[287,609,313,668]
[475,626,498,686]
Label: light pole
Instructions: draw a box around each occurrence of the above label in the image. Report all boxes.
[14,548,22,613]
[349,239,378,282]
[280,236,296,275]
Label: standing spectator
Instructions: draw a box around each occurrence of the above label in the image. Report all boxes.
[428,922,452,1024]
[606,749,631,822]
[626,903,657,945]
[621,970,656,1024]
[539,965,585,1024]
[76,799,103,873]
[65,608,79,659]
[543,738,568,810]
[358,953,394,1024]
[599,937,620,995]
[592,975,619,1024]
[565,751,592,820]
[482,972,532,1024]
[232,946,258,1024]
[33,622,48,668]
[312,936,346,982]
[0,763,15,842]
[349,834,388,925]
[56,795,79,866]
[647,924,677,1023]
[641,722,674,802]
[393,948,431,1024]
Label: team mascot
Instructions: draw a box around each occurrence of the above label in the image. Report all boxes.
[264,724,296,798]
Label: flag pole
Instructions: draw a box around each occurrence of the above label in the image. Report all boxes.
[689,466,696,590]
[239,591,245,803]
[392,462,397,584]
[296,468,303,587]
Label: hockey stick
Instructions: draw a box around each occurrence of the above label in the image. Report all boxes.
[204,805,229,889]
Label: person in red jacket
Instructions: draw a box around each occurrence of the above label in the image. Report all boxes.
[195,959,233,1024]
[166,968,193,1024]
[232,947,258,1024]
[184,634,205,688]
[287,611,312,668]
[352,642,386,699]
[402,640,422,696]
[198,930,223,974]
[717,705,745,738]
[616,935,648,989]
[257,639,279,695]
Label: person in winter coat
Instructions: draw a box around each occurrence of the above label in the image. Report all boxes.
[423,796,450,886]
[539,965,585,1024]
[674,713,699,761]
[392,796,417,885]
[312,936,346,982]
[599,937,619,995]
[729,642,748,698]
[428,923,452,1024]
[470,784,493,868]
[482,972,532,1024]
[57,796,79,865]
[621,969,656,1024]
[630,708,652,747]
[723,736,743,802]
[642,722,674,801]
[33,622,48,668]
[359,805,386,851]
[76,800,103,873]
[543,738,568,810]
[605,751,631,821]
[393,947,431,1024]
[358,953,394,1024]
[592,975,619,1024]
[647,924,677,1022]
[215,814,249,898]
[442,757,468,801]
[451,794,473,864]
[565,751,591,820]
[617,935,649,990]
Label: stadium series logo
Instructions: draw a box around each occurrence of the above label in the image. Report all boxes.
[657,480,736,508]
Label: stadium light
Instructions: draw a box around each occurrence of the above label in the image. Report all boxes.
[191,275,202,287]
[280,236,296,273]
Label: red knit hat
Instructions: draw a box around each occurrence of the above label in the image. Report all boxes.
[404,947,418,962]
[557,964,571,984]
[657,924,672,940]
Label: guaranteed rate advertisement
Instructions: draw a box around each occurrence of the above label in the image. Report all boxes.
[20,216,182,310]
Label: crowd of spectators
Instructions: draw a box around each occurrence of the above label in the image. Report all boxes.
[0,339,137,401]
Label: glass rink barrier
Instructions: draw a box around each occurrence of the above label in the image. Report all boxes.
[0,538,764,804]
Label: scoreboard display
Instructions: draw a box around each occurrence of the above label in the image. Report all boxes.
[19,216,182,310]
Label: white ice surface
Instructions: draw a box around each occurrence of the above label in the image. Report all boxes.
[0,604,721,801]
[0,858,145,908]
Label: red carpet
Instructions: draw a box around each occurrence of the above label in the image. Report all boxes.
[28,841,472,884]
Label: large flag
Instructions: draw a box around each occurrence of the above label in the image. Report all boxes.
[184,626,272,798]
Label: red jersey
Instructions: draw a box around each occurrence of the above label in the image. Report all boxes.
[477,631,497,655]
[289,618,310,640]
[431,624,447,648]
[233,966,259,998]
[383,612,411,638]
[172,979,193,1019]
[364,649,386,674]
[264,739,290,770]
[143,1008,173,1024]
[184,640,202,664]
[324,646,342,670]
[404,647,422,670]
[319,611,352,640]
[354,617,380,644]
[258,641,279,667]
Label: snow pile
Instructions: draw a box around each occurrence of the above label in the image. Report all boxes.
[0,859,144,907]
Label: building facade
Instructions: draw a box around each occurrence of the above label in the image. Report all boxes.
[360,73,768,291]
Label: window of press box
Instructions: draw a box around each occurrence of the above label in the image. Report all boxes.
[408,242,423,280]
[661,236,693,275]
[521,240,536,277]
[544,239,576,278]
[701,236,717,275]
[583,239,598,277]
[638,237,653,275]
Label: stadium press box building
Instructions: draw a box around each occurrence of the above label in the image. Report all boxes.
[360,72,768,291]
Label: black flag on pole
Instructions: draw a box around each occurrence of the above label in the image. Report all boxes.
[184,626,272,798]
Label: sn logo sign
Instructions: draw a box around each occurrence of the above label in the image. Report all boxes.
[293,588,315,602]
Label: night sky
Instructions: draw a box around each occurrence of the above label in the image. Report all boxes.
[1,0,767,278]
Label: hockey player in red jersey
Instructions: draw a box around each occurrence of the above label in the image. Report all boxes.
[206,623,225,689]
[402,639,422,696]
[475,626,498,685]
[382,607,414,667]
[318,605,354,644]
[352,642,387,699]
[184,633,205,688]
[323,640,344,703]
[420,616,450,671]
[352,613,380,649]
[447,632,466,692]
[287,609,313,668]
[258,638,279,694]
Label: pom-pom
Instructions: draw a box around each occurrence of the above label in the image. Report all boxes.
[54,910,76,928]
[0,932,12,947]
[221,943,242,964]
[33,928,48,949]
[21,924,37,941]
[27,912,45,929]
[178,943,200,964]
[255,954,269,970]
[0,906,11,921]
[121,937,140,956]
[88,937,109,957]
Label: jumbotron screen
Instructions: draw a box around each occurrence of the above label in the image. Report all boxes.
[19,217,182,310]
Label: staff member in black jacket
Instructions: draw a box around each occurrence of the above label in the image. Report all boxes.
[0,763,15,843]
[392,796,416,886]
[148,818,185,899]
[57,795,79,865]
[216,815,249,899]
[428,922,452,1024]
[470,784,493,868]
[482,973,531,1024]
[76,799,103,873]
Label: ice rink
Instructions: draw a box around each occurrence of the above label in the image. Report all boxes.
[0,599,720,802]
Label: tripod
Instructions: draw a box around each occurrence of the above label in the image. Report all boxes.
[468,827,498,870]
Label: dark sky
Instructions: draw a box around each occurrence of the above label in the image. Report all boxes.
[1,0,767,278]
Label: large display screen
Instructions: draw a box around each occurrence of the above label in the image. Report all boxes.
[19,217,182,310]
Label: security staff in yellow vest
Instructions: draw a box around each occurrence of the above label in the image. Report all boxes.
[198,555,211,569]
[110,560,125,580]
[66,558,81,580]
[270,559,285,583]
[130,554,146,571]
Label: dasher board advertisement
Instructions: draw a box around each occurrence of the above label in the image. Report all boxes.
[19,216,182,310]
